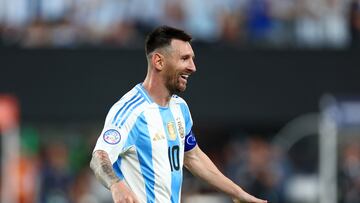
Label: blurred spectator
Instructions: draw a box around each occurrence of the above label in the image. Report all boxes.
[50,19,79,48]
[72,0,129,45]
[339,141,360,203]
[295,0,349,48]
[245,0,274,46]
[217,0,247,44]
[223,136,289,203]
[294,0,325,48]
[182,0,222,42]
[321,0,349,48]
[0,0,30,46]
[23,20,51,47]
[162,0,185,29]
[1,0,31,28]
[39,142,73,203]
[128,0,166,32]
[38,0,71,23]
[69,168,99,203]
[349,0,360,48]
[18,127,41,203]
[268,0,296,47]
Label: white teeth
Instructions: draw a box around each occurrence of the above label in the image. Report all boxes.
[181,75,189,78]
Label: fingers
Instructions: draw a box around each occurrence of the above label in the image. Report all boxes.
[113,195,139,203]
[114,194,140,203]
[233,197,268,203]
[111,181,139,203]
[252,199,268,203]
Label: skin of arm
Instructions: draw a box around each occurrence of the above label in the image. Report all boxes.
[90,150,139,203]
[184,145,267,203]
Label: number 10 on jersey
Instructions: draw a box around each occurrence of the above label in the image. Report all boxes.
[168,145,180,171]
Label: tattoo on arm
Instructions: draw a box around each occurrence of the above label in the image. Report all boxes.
[90,150,120,189]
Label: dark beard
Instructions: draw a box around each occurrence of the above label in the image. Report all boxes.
[165,74,180,95]
[165,80,180,95]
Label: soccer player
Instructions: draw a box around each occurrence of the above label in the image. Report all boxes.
[90,26,267,203]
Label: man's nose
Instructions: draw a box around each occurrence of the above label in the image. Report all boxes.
[188,59,196,73]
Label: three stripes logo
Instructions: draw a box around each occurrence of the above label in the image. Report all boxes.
[153,131,165,141]
[112,92,145,127]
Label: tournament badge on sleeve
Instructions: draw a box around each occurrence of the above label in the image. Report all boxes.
[103,129,121,145]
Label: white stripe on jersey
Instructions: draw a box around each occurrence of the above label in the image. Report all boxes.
[120,150,147,203]
[143,106,172,203]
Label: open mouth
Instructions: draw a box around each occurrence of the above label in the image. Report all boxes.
[180,74,189,80]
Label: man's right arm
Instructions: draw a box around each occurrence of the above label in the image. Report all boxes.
[90,150,139,203]
[90,150,120,189]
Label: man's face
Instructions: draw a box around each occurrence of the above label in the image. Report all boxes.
[163,39,196,94]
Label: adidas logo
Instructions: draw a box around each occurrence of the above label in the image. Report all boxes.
[153,132,165,141]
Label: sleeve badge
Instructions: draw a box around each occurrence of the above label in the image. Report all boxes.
[103,129,121,145]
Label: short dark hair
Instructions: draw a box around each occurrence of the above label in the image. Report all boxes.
[145,25,192,56]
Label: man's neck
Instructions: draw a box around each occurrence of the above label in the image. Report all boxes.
[142,77,171,107]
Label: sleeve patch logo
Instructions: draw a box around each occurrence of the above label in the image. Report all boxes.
[103,129,121,145]
[186,135,196,146]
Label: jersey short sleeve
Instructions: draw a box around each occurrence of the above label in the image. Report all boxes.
[93,101,130,164]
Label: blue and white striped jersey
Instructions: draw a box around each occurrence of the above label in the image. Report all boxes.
[93,83,197,203]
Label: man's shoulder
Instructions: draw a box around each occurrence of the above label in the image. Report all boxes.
[114,86,139,105]
[171,95,188,105]
[110,85,149,112]
[106,85,149,123]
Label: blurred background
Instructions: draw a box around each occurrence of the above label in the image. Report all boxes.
[1,0,360,203]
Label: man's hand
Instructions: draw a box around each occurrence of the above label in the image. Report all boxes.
[90,150,139,203]
[232,195,268,203]
[110,181,139,203]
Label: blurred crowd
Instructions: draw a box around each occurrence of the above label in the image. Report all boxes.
[1,124,359,203]
[339,140,360,203]
[1,0,360,48]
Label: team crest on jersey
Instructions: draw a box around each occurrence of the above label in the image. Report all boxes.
[176,117,185,139]
[103,129,121,145]
[167,122,177,140]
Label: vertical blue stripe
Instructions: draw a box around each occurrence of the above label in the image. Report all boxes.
[133,113,155,203]
[112,92,141,124]
[115,93,142,126]
[119,98,145,127]
[179,103,192,135]
[113,157,124,180]
[158,108,182,203]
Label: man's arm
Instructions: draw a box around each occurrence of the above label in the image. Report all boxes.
[90,150,120,189]
[184,145,267,203]
[90,150,138,203]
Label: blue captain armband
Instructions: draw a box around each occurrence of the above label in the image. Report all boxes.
[185,130,197,152]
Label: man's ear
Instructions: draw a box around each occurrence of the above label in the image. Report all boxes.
[152,52,164,71]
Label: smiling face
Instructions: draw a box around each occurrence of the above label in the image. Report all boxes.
[162,39,196,94]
